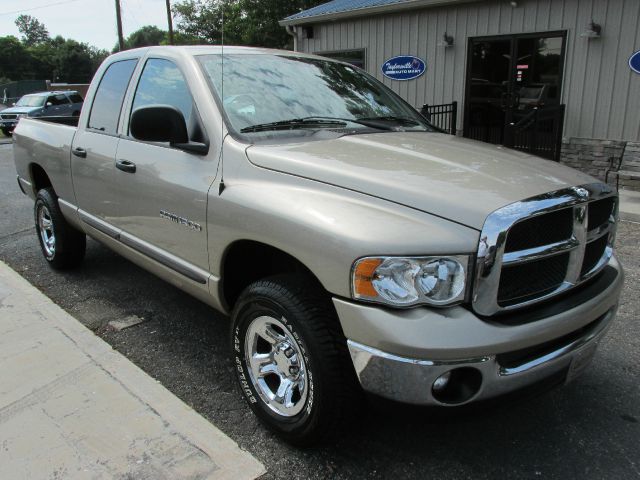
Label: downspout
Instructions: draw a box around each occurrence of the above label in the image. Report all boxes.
[285,25,298,52]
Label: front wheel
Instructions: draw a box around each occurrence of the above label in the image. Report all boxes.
[34,188,86,269]
[231,275,361,446]
[1,128,12,137]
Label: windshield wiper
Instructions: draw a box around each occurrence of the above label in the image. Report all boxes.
[240,118,348,133]
[357,115,421,126]
[239,116,399,133]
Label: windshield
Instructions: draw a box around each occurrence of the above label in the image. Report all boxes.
[16,95,46,107]
[198,54,433,138]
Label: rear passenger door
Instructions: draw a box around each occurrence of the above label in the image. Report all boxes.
[71,58,138,228]
[43,94,69,116]
[112,57,213,274]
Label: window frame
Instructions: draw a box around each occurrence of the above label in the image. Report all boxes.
[124,56,208,149]
[86,58,140,137]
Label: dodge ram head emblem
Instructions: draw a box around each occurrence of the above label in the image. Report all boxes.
[573,187,589,199]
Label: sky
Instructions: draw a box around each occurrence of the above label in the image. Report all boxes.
[0,0,171,50]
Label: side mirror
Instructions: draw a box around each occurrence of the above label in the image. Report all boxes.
[46,102,53,107]
[130,105,208,154]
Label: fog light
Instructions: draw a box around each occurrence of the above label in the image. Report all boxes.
[433,371,452,392]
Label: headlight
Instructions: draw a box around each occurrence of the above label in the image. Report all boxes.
[352,255,470,307]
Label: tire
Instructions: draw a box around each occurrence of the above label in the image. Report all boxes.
[34,188,86,269]
[231,274,361,446]
[1,128,11,137]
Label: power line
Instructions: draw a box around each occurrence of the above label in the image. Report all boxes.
[0,0,87,17]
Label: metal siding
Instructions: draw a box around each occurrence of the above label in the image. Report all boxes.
[297,0,639,141]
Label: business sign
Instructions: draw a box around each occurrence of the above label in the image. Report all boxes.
[381,56,426,81]
[630,50,640,74]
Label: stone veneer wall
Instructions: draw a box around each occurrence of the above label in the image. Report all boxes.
[560,138,640,191]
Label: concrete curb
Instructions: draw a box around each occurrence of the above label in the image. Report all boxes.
[0,261,265,479]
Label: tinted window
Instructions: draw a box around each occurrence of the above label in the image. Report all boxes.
[88,59,137,134]
[48,94,69,105]
[317,49,365,69]
[131,59,193,126]
[68,93,83,103]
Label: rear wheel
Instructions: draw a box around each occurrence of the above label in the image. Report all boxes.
[231,274,361,446]
[34,188,86,269]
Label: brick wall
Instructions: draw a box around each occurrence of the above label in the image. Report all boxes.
[560,138,640,191]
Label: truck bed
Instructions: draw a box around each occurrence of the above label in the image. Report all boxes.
[36,116,80,127]
[13,117,77,202]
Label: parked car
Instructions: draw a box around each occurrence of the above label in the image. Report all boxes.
[0,90,83,136]
[13,47,623,445]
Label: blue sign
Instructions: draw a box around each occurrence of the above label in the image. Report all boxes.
[630,51,640,74]
[381,56,426,81]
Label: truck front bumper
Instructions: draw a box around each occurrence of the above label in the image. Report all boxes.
[334,256,623,406]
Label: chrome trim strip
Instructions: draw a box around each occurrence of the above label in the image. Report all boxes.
[78,209,120,240]
[346,305,616,406]
[565,203,588,284]
[347,340,491,368]
[502,237,579,265]
[119,233,208,285]
[473,183,617,316]
[586,222,614,242]
[498,308,613,376]
[16,175,26,195]
[78,208,208,285]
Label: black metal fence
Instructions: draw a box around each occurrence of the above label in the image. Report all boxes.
[0,80,47,107]
[420,101,457,135]
[503,105,565,161]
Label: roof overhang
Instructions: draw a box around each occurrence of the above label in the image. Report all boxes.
[280,0,481,26]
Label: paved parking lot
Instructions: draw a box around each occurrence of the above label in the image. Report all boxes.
[1,143,638,479]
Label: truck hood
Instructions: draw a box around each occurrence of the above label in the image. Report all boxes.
[246,132,596,230]
[1,106,41,115]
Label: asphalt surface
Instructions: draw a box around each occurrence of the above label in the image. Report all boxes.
[1,143,638,479]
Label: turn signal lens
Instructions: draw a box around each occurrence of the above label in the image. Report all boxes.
[352,255,469,308]
[353,258,382,298]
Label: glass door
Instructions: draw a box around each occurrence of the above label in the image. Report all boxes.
[463,32,566,147]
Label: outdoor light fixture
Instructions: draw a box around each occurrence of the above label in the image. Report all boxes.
[438,32,454,48]
[581,21,602,38]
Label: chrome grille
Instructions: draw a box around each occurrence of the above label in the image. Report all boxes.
[473,183,617,316]
[0,114,17,120]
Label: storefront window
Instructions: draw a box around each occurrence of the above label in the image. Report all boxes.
[315,49,366,69]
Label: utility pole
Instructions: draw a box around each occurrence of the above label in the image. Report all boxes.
[165,0,174,45]
[115,0,125,51]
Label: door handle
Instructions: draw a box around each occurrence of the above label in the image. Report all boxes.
[72,147,87,158]
[116,159,136,173]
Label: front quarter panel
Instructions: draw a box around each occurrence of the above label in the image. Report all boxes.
[208,138,479,300]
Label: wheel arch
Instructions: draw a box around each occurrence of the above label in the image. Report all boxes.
[220,239,323,311]
[29,163,53,195]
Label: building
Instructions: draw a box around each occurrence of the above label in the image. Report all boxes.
[280,0,640,190]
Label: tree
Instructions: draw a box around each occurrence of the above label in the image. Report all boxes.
[173,0,325,48]
[0,36,29,81]
[113,25,169,52]
[15,15,50,46]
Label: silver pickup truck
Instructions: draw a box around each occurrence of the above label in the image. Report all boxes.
[13,46,623,445]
